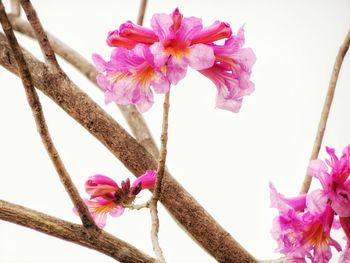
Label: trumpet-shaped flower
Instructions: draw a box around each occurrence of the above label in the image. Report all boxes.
[270,184,341,262]
[93,44,169,112]
[308,145,350,217]
[77,170,156,228]
[199,27,256,112]
[149,8,216,84]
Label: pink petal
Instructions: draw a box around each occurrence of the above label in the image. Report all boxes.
[231,48,256,71]
[269,183,307,213]
[150,42,169,67]
[119,21,158,44]
[92,54,107,72]
[307,160,329,189]
[340,243,350,263]
[330,188,350,217]
[186,44,215,70]
[306,189,328,215]
[175,16,203,43]
[151,13,173,42]
[96,75,111,93]
[107,30,138,49]
[132,170,157,189]
[85,175,119,198]
[109,205,125,217]
[340,217,350,240]
[135,85,154,113]
[166,57,188,85]
[113,77,136,105]
[215,85,242,113]
[151,71,170,94]
[191,21,232,44]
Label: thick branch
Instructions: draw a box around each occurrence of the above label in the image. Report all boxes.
[10,0,20,16]
[8,15,160,159]
[19,0,60,70]
[0,34,257,262]
[300,29,350,194]
[0,2,96,229]
[0,200,156,263]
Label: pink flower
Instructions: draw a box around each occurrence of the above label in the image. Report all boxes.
[199,27,256,112]
[99,8,255,113]
[149,8,216,84]
[107,21,158,48]
[308,145,350,217]
[82,198,124,229]
[132,169,157,189]
[85,174,119,198]
[76,170,156,228]
[93,44,169,112]
[107,9,230,85]
[270,184,341,262]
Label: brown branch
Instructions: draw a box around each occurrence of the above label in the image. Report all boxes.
[0,2,96,229]
[149,92,171,262]
[0,199,156,263]
[10,0,20,16]
[19,0,60,70]
[0,34,257,262]
[8,15,160,159]
[300,29,350,194]
[136,0,148,25]
[154,92,170,201]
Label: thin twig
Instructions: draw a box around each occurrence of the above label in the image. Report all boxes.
[0,2,96,229]
[0,199,156,263]
[0,33,257,262]
[149,92,171,263]
[126,202,150,210]
[154,92,170,202]
[10,0,20,17]
[136,0,148,25]
[300,29,350,194]
[19,0,60,70]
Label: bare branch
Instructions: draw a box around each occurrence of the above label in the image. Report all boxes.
[154,92,170,201]
[0,33,257,262]
[19,0,60,70]
[136,0,148,25]
[149,92,171,262]
[300,29,350,194]
[8,15,160,159]
[10,0,20,16]
[0,199,156,263]
[0,2,96,229]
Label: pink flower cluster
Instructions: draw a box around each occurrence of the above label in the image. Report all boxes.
[270,145,350,262]
[76,170,156,228]
[93,8,255,113]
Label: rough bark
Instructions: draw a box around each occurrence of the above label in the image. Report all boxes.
[0,33,257,262]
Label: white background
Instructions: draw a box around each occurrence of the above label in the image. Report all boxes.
[0,0,349,262]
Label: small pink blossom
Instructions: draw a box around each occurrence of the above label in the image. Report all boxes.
[82,198,124,229]
[149,8,215,84]
[199,27,256,112]
[270,184,341,262]
[76,170,156,228]
[132,169,157,189]
[308,145,350,217]
[93,44,169,112]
